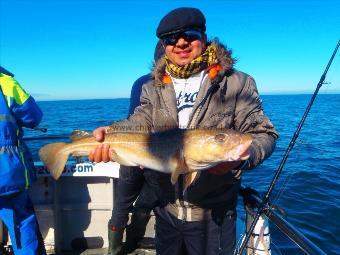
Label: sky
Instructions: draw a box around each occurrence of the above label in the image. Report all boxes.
[1,0,339,101]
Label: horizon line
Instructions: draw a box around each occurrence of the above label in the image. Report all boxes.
[34,92,340,102]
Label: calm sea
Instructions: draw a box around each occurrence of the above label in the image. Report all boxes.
[24,94,339,254]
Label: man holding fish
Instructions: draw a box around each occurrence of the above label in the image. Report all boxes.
[92,7,278,255]
[40,7,278,255]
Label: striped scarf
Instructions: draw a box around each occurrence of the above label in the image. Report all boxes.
[165,44,218,79]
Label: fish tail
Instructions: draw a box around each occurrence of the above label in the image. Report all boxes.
[39,142,69,180]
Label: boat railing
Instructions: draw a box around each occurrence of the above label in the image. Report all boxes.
[239,186,326,255]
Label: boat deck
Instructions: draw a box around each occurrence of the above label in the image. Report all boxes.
[47,215,157,255]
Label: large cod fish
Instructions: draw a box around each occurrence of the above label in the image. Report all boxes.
[39,128,252,188]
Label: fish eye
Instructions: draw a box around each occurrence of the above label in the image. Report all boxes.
[215,133,226,143]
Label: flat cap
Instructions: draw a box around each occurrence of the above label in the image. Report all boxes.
[156,7,206,38]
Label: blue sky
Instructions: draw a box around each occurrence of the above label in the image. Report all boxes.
[1,0,339,100]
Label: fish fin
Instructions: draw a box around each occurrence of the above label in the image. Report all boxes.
[170,150,186,185]
[183,171,201,192]
[39,142,69,180]
[185,158,219,170]
[70,130,92,142]
[110,150,137,166]
[171,167,182,185]
[71,152,87,157]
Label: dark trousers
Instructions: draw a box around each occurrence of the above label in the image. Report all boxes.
[154,208,236,255]
[112,166,163,228]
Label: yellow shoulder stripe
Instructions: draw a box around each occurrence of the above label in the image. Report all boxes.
[0,74,30,105]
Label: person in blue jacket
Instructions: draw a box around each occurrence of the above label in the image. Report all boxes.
[0,66,46,255]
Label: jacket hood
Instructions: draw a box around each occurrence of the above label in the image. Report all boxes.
[152,38,236,86]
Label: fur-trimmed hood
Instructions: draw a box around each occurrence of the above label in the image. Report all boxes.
[152,38,236,86]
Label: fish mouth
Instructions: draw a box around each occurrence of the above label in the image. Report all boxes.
[225,138,252,161]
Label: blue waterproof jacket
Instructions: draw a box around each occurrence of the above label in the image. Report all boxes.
[0,67,43,195]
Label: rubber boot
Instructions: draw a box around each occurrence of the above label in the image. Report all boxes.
[122,211,151,254]
[107,220,124,255]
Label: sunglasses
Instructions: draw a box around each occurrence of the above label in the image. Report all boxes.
[161,30,204,46]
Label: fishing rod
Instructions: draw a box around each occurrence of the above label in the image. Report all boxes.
[237,40,339,255]
[239,186,326,255]
[23,126,70,141]
[31,126,48,133]
[23,135,69,141]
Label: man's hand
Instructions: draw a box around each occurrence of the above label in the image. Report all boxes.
[88,126,111,163]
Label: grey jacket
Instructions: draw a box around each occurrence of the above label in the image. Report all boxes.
[111,40,278,219]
